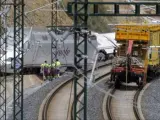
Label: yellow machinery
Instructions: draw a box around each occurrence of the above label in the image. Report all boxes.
[111,24,160,88]
[115,24,160,66]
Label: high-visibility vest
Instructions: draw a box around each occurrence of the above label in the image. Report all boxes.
[48,64,52,69]
[53,61,61,68]
[41,63,49,70]
[55,61,61,67]
[41,63,44,68]
[50,63,55,68]
[57,61,61,66]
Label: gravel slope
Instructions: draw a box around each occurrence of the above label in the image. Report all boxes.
[141,78,160,120]
[79,76,112,120]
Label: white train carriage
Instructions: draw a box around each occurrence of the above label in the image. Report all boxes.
[4,27,117,73]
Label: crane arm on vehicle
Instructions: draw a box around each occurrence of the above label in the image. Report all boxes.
[127,40,133,55]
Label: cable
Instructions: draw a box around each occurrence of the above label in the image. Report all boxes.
[24,14,34,26]
[24,0,72,27]
[25,0,61,15]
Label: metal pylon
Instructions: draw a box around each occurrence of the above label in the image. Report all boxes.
[13,0,24,119]
[73,0,88,120]
[50,0,58,64]
[0,0,7,119]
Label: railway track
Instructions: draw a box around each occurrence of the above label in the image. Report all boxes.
[70,66,111,120]
[106,84,143,120]
[38,62,112,120]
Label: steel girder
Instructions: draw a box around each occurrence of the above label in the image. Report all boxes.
[68,2,160,16]
[50,0,58,64]
[0,0,7,119]
[13,0,24,119]
[73,0,88,120]
[51,0,58,31]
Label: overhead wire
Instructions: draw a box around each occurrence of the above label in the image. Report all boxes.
[25,0,61,15]
[23,0,54,63]
[25,0,50,70]
[24,1,49,26]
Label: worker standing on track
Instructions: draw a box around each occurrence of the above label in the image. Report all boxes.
[48,64,52,81]
[54,59,61,78]
[50,61,56,80]
[41,61,49,81]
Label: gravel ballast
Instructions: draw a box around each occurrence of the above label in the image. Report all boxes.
[79,76,111,120]
[7,74,72,120]
[141,78,160,120]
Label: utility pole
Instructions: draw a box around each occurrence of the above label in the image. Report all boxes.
[73,0,88,120]
[0,0,7,119]
[50,0,58,65]
[13,0,24,119]
[0,0,24,119]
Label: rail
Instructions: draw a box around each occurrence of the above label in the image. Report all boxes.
[106,86,143,120]
[133,88,142,120]
[106,88,115,120]
[38,62,111,120]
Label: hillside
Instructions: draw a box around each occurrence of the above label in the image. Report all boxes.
[8,0,145,32]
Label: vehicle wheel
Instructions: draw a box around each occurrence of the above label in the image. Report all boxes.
[115,77,120,89]
[136,76,140,86]
[111,73,116,82]
[137,77,143,88]
[155,69,160,77]
[138,83,143,89]
[98,54,102,61]
[98,50,108,62]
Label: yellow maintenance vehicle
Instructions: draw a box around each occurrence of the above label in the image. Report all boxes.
[111,24,160,88]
